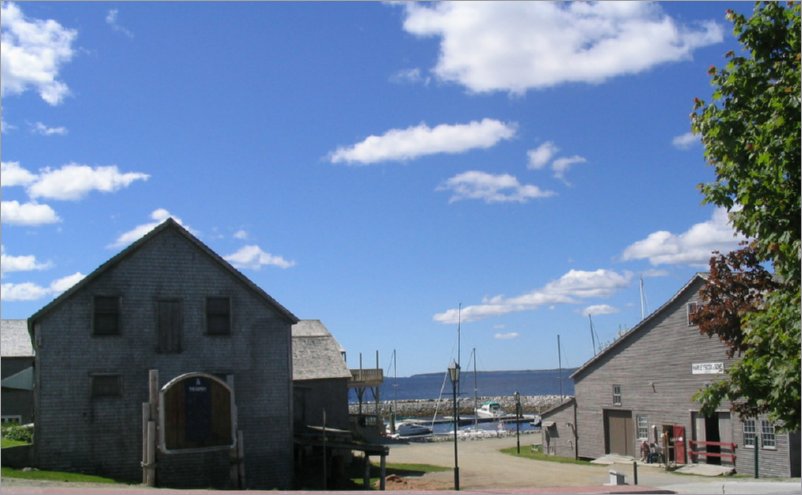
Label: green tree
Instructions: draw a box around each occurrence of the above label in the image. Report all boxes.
[691,2,800,431]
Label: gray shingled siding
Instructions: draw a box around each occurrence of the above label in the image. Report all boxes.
[32,227,294,488]
[541,399,577,459]
[573,277,795,477]
[293,378,349,432]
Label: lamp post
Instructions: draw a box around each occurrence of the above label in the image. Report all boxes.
[448,361,460,491]
[514,391,521,454]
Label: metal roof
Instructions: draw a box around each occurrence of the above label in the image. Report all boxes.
[1,319,33,357]
[292,320,351,381]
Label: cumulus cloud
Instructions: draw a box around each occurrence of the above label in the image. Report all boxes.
[105,9,133,38]
[1,200,60,225]
[30,121,67,136]
[437,171,555,204]
[672,132,699,150]
[621,208,747,266]
[581,304,619,316]
[527,142,559,170]
[1,245,52,275]
[434,268,632,324]
[402,2,723,94]
[1,271,84,301]
[224,245,295,270]
[1,161,37,187]
[494,332,520,340]
[109,209,190,248]
[552,155,588,181]
[1,2,77,105]
[28,164,150,201]
[329,119,516,165]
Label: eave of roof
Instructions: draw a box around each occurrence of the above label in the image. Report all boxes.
[540,397,575,419]
[569,272,708,381]
[28,218,299,332]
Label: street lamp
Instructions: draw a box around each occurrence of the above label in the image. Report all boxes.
[514,391,521,454]
[448,361,460,491]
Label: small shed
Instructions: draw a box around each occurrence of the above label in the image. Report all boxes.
[1,319,34,424]
[540,397,577,459]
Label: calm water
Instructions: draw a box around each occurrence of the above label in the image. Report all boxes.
[350,368,576,402]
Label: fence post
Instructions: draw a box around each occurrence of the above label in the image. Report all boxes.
[754,434,759,479]
[633,460,638,485]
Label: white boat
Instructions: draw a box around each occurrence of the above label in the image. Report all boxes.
[396,421,433,437]
[475,401,505,419]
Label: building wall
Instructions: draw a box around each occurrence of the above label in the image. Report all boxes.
[293,378,349,432]
[2,356,34,423]
[32,227,294,488]
[541,399,577,459]
[573,277,795,477]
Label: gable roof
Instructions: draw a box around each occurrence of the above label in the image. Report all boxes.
[1,319,33,357]
[29,218,298,327]
[540,397,575,420]
[292,320,351,381]
[570,273,707,381]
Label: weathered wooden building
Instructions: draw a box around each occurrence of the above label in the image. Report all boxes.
[553,274,799,477]
[292,319,351,432]
[27,218,299,488]
[540,397,577,459]
[1,319,35,424]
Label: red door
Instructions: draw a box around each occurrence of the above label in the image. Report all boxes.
[673,425,686,464]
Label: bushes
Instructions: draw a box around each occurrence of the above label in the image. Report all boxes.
[1,423,33,444]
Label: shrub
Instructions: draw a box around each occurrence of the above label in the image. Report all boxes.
[1,423,33,444]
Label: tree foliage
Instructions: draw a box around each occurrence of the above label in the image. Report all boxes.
[691,2,800,431]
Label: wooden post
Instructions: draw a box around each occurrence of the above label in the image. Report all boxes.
[141,403,149,484]
[145,420,156,486]
[363,454,371,490]
[379,454,386,491]
[237,430,245,488]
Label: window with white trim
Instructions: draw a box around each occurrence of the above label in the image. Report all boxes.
[612,384,622,406]
[1,416,22,424]
[760,420,776,448]
[636,415,649,440]
[743,419,756,448]
[687,302,699,326]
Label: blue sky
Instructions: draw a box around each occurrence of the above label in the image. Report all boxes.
[1,2,751,376]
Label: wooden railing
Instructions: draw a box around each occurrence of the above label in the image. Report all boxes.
[688,440,737,463]
[348,368,383,386]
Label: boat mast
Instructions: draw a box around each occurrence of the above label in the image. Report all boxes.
[472,347,478,426]
[639,275,648,320]
[457,302,462,396]
[557,334,563,401]
[392,349,397,434]
[589,314,597,356]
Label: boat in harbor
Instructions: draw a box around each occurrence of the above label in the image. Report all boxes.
[395,420,433,437]
[475,400,505,419]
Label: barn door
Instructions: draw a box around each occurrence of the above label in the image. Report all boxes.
[605,410,634,457]
[673,425,686,464]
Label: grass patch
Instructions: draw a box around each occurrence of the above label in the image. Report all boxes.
[500,445,592,465]
[348,460,449,488]
[1,467,121,484]
[1,438,29,448]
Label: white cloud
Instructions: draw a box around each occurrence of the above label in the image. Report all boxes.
[224,245,295,270]
[434,268,632,324]
[30,121,67,136]
[527,142,559,170]
[494,332,520,340]
[672,132,699,150]
[621,208,747,266]
[109,209,189,248]
[1,245,52,275]
[402,2,722,95]
[582,304,619,316]
[1,200,60,225]
[329,119,516,165]
[27,163,149,201]
[233,230,249,240]
[390,67,430,85]
[552,155,588,181]
[1,161,37,187]
[105,9,133,38]
[1,271,84,302]
[437,171,555,204]
[0,2,77,105]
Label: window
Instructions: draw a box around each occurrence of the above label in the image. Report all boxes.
[761,420,776,449]
[1,416,22,424]
[687,302,699,326]
[91,374,121,398]
[612,384,622,406]
[636,415,649,440]
[206,297,231,335]
[743,419,756,448]
[93,296,120,335]
[157,299,182,353]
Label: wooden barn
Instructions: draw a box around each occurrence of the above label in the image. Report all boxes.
[547,274,799,477]
[27,218,298,488]
[1,319,35,425]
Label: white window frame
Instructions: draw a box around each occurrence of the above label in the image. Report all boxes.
[743,419,756,448]
[636,415,649,440]
[1,415,22,424]
[687,302,699,326]
[612,384,622,406]
[760,420,776,449]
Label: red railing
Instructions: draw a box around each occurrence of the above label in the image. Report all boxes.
[688,440,737,463]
